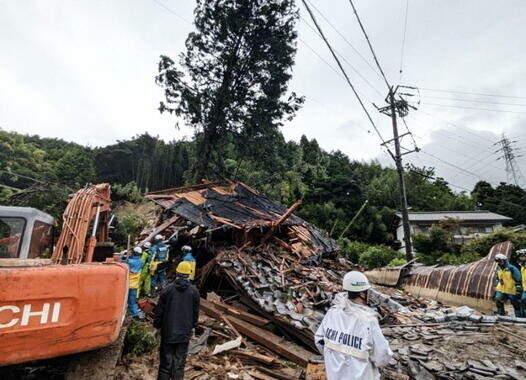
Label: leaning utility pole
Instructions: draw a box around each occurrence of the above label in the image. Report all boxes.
[379,86,418,261]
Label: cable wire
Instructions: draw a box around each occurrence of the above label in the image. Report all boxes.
[151,0,192,24]
[422,102,526,114]
[303,0,384,82]
[301,0,388,144]
[399,0,409,82]
[420,87,526,100]
[347,0,390,89]
[299,17,384,99]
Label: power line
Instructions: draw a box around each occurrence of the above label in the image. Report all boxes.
[399,0,409,82]
[421,94,526,108]
[299,17,384,98]
[302,0,384,82]
[151,0,192,24]
[347,0,390,89]
[300,0,387,144]
[419,87,526,100]
[421,102,526,114]
[415,109,497,146]
[419,150,485,181]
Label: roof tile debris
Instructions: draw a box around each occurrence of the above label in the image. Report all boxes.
[137,182,526,380]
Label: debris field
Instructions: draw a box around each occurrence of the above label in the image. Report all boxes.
[119,181,526,380]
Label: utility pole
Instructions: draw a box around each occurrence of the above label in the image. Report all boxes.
[379,86,418,261]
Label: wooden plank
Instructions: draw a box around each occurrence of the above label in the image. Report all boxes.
[137,215,179,247]
[210,300,270,327]
[262,200,302,242]
[230,350,275,365]
[200,299,312,367]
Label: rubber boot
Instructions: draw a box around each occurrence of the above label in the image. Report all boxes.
[495,299,506,315]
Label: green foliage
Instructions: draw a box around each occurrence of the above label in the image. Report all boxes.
[112,181,143,203]
[124,320,159,355]
[358,245,404,269]
[337,238,370,263]
[437,252,483,265]
[156,0,303,179]
[118,214,147,244]
[461,229,526,258]
[388,257,407,267]
[472,181,526,225]
[413,225,454,264]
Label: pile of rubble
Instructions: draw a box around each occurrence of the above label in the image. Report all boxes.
[130,181,526,380]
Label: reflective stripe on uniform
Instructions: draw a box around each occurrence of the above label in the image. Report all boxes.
[522,266,526,290]
[325,340,370,360]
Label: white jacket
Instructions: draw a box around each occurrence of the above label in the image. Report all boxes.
[314,293,393,380]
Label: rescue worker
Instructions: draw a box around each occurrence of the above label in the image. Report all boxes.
[315,271,392,380]
[515,249,526,317]
[181,245,196,281]
[139,241,153,297]
[151,234,170,291]
[154,261,200,380]
[127,246,145,320]
[494,253,522,317]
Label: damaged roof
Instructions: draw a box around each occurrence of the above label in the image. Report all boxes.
[145,181,338,256]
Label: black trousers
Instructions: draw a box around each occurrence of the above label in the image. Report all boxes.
[157,341,189,380]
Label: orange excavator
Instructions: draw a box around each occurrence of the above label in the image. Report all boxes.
[0,183,129,367]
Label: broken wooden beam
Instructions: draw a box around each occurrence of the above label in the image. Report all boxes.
[210,300,271,327]
[262,200,302,242]
[138,215,179,246]
[200,299,312,367]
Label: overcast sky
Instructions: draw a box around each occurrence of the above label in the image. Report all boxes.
[2,0,526,192]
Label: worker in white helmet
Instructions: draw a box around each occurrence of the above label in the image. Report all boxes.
[314,271,392,380]
[151,235,170,292]
[494,252,521,317]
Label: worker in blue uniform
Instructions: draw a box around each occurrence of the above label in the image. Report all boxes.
[181,245,196,281]
[516,249,526,317]
[494,253,522,317]
[151,234,170,291]
[127,246,145,320]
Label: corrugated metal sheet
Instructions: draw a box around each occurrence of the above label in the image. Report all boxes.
[369,241,513,312]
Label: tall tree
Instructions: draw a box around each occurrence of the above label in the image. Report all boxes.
[156,0,303,180]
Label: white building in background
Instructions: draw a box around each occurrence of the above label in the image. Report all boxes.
[395,210,512,252]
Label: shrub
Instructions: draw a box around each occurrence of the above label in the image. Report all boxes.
[112,181,143,203]
[388,257,407,267]
[358,246,404,269]
[437,252,484,265]
[124,320,159,355]
[337,238,370,263]
[461,229,526,258]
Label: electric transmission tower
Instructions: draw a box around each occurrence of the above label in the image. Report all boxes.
[495,135,524,186]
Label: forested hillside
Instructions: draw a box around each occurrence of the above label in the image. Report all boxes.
[4,128,524,247]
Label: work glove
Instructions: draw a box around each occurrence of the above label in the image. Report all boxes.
[191,328,196,338]
[516,285,523,295]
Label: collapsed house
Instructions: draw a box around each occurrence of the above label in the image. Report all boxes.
[135,181,526,380]
[141,181,350,349]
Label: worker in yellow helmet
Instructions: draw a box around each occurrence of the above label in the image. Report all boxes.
[494,253,522,317]
[154,261,200,380]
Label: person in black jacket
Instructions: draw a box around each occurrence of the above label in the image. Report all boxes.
[154,261,200,380]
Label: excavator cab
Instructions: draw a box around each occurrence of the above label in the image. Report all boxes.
[0,206,54,261]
